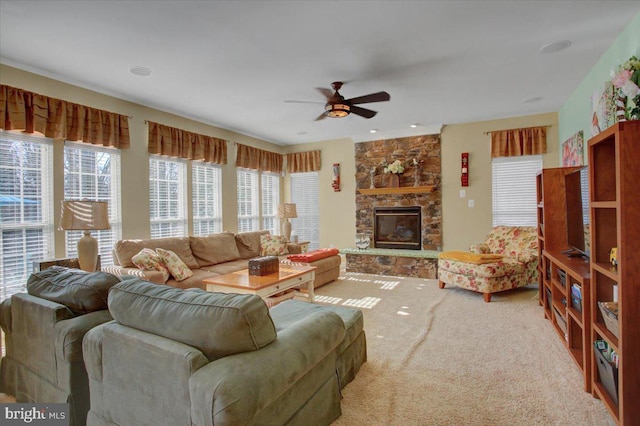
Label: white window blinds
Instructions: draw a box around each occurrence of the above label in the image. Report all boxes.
[261,172,281,235]
[237,168,259,232]
[64,142,121,266]
[149,156,187,238]
[192,162,223,236]
[290,172,320,250]
[492,155,542,227]
[0,131,54,301]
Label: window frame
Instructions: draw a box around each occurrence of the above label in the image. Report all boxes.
[491,155,542,227]
[290,171,320,250]
[63,142,122,266]
[0,131,54,302]
[149,155,188,238]
[192,161,223,236]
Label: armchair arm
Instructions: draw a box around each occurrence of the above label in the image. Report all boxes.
[469,243,490,254]
[189,311,345,426]
[55,310,113,363]
[286,243,303,254]
[517,252,538,264]
[0,298,12,334]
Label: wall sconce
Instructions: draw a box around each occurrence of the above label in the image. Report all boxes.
[332,163,341,192]
[461,153,469,187]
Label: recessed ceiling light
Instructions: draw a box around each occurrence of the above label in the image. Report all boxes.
[129,66,153,77]
[523,96,543,104]
[538,40,571,54]
[410,123,419,128]
[370,129,378,133]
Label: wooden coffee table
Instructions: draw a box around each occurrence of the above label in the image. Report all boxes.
[203,264,316,303]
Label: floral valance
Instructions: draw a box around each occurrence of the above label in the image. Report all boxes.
[490,125,547,158]
[147,121,227,164]
[0,84,130,148]
[287,150,321,173]
[235,143,283,173]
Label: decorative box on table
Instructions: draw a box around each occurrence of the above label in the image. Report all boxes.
[248,256,280,276]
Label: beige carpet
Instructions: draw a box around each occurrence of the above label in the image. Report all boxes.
[315,271,613,426]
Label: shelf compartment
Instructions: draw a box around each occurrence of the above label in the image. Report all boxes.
[593,381,619,423]
[592,208,618,264]
[589,135,616,203]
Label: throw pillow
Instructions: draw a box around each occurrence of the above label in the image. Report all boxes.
[260,234,288,256]
[132,248,170,283]
[156,248,194,281]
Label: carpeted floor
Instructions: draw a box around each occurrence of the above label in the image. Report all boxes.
[315,271,613,426]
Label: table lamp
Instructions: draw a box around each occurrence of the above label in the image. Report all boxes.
[278,203,297,242]
[59,200,111,272]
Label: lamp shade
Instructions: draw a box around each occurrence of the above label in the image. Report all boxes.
[59,200,111,231]
[278,203,298,219]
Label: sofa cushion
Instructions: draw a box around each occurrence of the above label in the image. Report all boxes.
[26,266,120,315]
[235,230,270,259]
[115,237,199,269]
[132,248,170,282]
[156,248,194,281]
[108,279,277,361]
[190,233,241,267]
[260,234,288,256]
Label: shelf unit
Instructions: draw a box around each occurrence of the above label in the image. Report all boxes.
[536,167,581,306]
[588,121,640,425]
[537,166,592,392]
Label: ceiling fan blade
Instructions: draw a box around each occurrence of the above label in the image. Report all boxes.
[314,111,328,121]
[347,91,390,105]
[350,105,377,119]
[284,100,325,104]
[316,87,334,100]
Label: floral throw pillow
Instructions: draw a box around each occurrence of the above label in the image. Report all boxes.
[156,248,194,281]
[260,234,288,256]
[131,248,170,283]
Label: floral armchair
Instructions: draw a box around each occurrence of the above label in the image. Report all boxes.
[437,226,538,302]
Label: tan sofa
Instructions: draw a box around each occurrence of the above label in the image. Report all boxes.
[103,230,341,290]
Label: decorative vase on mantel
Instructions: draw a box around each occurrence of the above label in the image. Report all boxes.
[387,173,400,188]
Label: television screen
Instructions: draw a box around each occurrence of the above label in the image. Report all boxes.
[565,167,590,258]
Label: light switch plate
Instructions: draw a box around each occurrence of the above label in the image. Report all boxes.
[459,189,466,198]
[468,199,475,208]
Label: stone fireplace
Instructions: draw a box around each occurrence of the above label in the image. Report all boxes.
[354,134,442,250]
[346,134,442,279]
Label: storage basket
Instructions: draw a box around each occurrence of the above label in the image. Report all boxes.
[598,301,619,339]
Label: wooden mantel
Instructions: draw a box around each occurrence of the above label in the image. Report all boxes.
[358,186,434,195]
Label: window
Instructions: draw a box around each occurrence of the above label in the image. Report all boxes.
[192,162,223,236]
[64,143,121,266]
[492,155,542,226]
[261,172,281,235]
[149,156,187,238]
[0,131,54,302]
[237,168,259,232]
[290,172,320,250]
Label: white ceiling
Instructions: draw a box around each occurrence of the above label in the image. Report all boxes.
[1,1,638,146]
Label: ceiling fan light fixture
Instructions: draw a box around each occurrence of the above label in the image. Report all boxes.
[325,103,351,118]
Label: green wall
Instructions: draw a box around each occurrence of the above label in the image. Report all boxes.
[559,12,640,152]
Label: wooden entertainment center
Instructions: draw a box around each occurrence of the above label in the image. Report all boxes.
[538,121,640,425]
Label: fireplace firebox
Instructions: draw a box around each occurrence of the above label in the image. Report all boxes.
[373,206,421,250]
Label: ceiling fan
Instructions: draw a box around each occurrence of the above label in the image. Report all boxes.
[286,82,390,121]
